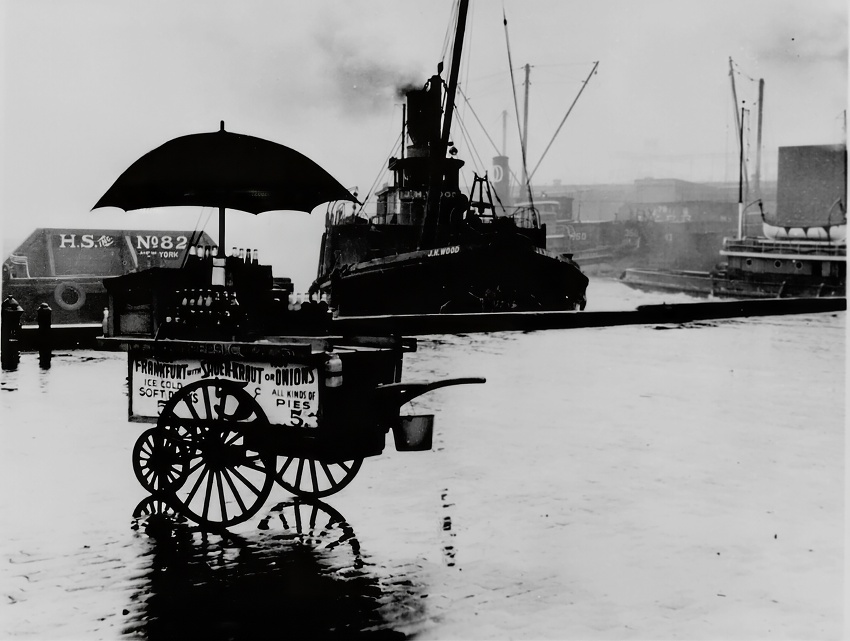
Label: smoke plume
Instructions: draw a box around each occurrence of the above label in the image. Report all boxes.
[313,30,425,116]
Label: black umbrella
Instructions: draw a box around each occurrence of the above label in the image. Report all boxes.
[93,121,357,254]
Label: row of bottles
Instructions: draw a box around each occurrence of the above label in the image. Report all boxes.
[187,245,218,260]
[230,247,259,265]
[186,244,260,265]
[288,293,330,312]
[161,287,242,338]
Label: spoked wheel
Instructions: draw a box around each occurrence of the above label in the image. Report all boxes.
[132,495,185,521]
[133,427,190,493]
[157,379,276,528]
[276,456,363,499]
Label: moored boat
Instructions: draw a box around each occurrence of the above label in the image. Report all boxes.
[2,228,216,325]
[621,144,847,299]
[311,0,588,316]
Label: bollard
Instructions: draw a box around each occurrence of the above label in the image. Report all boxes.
[1,296,25,369]
[37,303,52,368]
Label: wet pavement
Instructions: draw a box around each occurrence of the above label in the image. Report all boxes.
[0,287,845,639]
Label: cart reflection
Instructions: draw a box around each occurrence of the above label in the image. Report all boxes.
[125,497,425,639]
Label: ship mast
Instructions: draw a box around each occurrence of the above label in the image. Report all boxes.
[754,78,764,198]
[738,105,745,239]
[521,63,531,191]
[729,57,748,239]
[419,0,469,248]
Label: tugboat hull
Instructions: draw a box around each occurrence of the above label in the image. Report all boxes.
[318,240,587,316]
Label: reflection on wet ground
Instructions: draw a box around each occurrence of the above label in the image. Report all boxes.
[2,300,845,639]
[124,499,424,640]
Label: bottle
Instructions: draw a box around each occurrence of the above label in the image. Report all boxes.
[252,249,259,265]
[238,248,245,262]
[188,245,197,261]
[204,290,213,307]
[228,292,241,335]
[231,246,238,258]
[245,248,252,264]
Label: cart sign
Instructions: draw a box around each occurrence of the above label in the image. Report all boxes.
[129,355,319,427]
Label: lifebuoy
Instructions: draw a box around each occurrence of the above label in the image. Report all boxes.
[54,281,87,311]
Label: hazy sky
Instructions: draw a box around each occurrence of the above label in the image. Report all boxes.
[2,0,846,288]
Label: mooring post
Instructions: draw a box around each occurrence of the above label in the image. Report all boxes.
[37,302,52,367]
[1,296,25,370]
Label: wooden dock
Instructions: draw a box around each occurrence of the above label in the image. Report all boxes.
[18,323,102,350]
[331,297,846,335]
[14,297,845,351]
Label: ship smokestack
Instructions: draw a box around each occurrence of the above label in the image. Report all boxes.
[404,75,442,158]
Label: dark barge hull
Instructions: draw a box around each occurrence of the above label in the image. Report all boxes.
[316,239,588,316]
[620,267,846,299]
[2,228,216,325]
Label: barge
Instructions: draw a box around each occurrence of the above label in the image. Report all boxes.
[2,228,216,325]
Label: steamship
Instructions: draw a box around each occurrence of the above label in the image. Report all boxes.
[620,145,847,298]
[310,1,588,316]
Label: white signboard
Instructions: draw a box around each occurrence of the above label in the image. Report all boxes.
[130,356,319,427]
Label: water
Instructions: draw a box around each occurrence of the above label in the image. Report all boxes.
[1,279,845,639]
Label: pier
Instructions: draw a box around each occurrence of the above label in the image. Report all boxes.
[330,296,845,335]
[10,295,846,354]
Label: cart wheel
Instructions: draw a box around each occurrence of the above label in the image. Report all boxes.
[276,456,363,499]
[157,379,276,528]
[132,495,184,521]
[133,427,190,493]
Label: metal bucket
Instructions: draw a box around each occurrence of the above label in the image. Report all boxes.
[392,415,434,451]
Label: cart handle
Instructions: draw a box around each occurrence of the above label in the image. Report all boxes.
[374,377,486,407]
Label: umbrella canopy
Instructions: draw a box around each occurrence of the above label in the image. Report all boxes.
[93,122,356,215]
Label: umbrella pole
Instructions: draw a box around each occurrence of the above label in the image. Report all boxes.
[212,206,227,287]
[218,206,226,257]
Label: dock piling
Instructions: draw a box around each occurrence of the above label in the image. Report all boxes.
[2,296,25,369]
[37,303,53,368]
